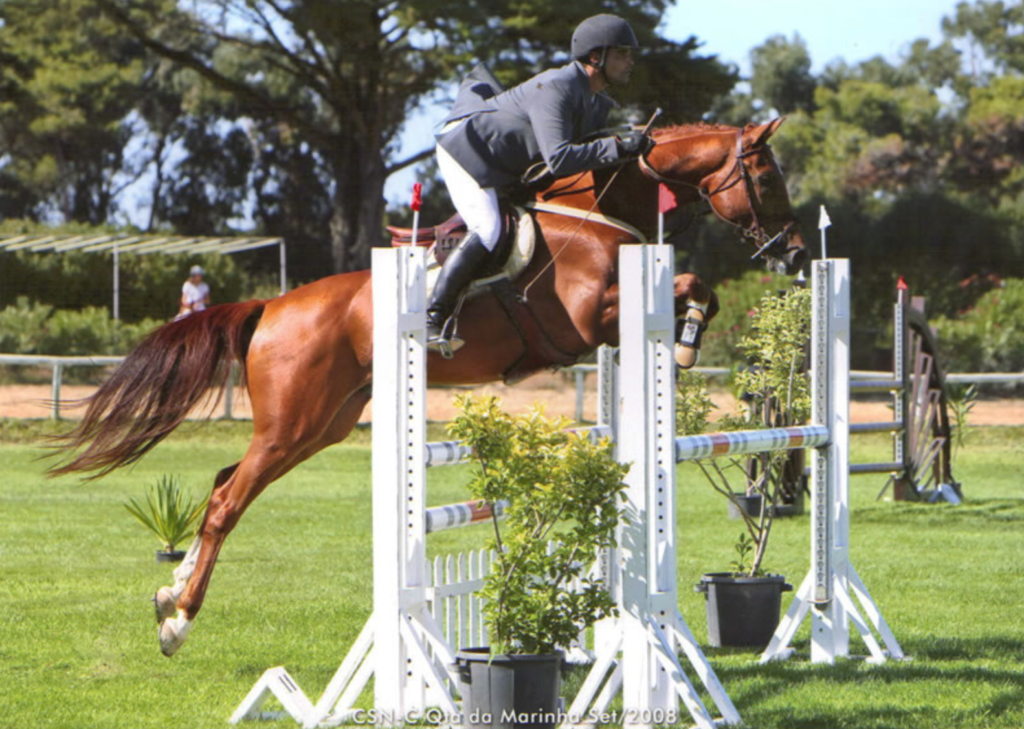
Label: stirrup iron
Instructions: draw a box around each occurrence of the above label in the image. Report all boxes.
[427,313,464,359]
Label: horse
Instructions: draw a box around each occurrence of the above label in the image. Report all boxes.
[49,118,806,656]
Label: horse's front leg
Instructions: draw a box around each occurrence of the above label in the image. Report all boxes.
[673,273,718,368]
[599,274,718,365]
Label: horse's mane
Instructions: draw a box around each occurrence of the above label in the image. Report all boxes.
[652,122,739,141]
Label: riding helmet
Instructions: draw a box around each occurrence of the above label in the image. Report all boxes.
[571,14,639,60]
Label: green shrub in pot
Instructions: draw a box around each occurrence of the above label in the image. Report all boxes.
[446,395,628,728]
[447,394,629,655]
[124,475,207,561]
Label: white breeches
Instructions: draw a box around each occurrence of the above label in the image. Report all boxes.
[436,143,503,251]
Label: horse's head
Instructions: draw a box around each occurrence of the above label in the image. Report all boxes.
[643,119,807,275]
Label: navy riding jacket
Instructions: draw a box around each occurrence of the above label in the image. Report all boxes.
[436,61,622,189]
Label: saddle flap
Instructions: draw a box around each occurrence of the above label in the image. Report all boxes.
[424,207,536,298]
[388,214,467,248]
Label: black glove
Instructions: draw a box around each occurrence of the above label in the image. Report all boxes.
[616,131,655,158]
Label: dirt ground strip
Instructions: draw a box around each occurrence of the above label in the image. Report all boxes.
[2,372,1023,425]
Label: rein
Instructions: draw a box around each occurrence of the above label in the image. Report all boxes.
[638,130,795,261]
[521,108,661,300]
[524,201,647,242]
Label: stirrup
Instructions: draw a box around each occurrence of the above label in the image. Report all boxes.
[426,317,464,360]
[426,335,464,359]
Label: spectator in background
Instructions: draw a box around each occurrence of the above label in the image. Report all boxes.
[177,265,211,319]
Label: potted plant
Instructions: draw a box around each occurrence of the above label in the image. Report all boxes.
[677,285,811,648]
[124,475,208,562]
[446,395,628,729]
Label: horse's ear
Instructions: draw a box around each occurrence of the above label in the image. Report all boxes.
[743,117,786,147]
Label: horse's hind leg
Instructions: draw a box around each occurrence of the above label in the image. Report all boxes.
[157,388,372,656]
[154,463,239,622]
[157,448,299,655]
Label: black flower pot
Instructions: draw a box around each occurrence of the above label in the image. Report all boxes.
[156,550,186,563]
[696,572,792,648]
[727,494,764,520]
[774,488,805,517]
[727,491,805,519]
[454,647,563,729]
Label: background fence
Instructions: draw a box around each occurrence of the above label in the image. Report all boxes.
[2,354,1022,422]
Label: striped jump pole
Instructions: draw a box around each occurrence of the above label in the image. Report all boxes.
[425,499,507,534]
[424,424,611,468]
[674,425,830,461]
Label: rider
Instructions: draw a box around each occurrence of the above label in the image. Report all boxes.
[428,14,656,353]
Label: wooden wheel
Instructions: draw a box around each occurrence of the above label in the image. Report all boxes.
[746,295,961,505]
[890,304,960,501]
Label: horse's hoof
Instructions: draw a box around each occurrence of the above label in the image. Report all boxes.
[153,586,177,623]
[159,612,192,657]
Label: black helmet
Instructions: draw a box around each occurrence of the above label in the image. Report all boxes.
[571,14,639,60]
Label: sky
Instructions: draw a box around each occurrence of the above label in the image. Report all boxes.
[384,0,962,204]
[663,0,957,75]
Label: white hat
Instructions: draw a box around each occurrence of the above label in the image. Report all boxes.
[190,265,204,276]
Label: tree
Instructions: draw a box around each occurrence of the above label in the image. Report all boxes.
[0,0,149,223]
[942,2,1024,218]
[749,34,816,116]
[92,0,735,273]
[690,1,1024,362]
[942,0,1024,78]
[152,117,254,235]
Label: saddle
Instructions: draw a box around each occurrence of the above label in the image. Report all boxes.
[387,207,536,302]
[386,207,578,383]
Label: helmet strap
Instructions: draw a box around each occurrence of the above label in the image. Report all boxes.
[594,47,613,86]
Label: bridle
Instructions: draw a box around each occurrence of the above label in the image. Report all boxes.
[638,130,797,264]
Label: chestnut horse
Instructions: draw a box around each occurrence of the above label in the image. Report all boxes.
[50,118,806,656]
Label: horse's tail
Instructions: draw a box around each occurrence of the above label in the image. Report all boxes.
[48,300,266,479]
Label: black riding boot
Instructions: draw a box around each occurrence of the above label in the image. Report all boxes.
[426,232,492,357]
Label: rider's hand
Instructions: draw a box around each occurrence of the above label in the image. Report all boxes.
[616,131,655,158]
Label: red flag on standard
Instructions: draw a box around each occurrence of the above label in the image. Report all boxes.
[411,183,423,212]
[658,183,677,214]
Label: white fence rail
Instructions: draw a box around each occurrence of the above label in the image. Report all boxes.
[426,545,590,665]
[0,354,239,420]
[2,353,1022,422]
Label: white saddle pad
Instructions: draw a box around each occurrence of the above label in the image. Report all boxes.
[426,207,536,300]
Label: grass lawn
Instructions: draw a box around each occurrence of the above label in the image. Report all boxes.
[1,419,1022,728]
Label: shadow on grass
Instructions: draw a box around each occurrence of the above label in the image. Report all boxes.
[559,636,1024,729]
[855,498,1024,526]
[908,634,1024,663]
[708,645,1024,728]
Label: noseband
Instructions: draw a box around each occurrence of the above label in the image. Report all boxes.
[639,130,796,262]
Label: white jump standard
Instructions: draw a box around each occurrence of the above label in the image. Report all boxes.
[562,245,742,729]
[233,247,451,728]
[760,259,904,664]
